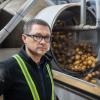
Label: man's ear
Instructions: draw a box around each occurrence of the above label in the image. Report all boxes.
[22,34,27,43]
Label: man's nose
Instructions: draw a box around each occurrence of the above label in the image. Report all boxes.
[40,38,46,43]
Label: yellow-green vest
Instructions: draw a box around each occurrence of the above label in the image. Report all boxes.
[13,54,54,100]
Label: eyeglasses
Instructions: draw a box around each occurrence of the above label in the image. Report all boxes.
[26,34,51,43]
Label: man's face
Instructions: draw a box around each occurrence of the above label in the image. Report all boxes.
[22,24,51,56]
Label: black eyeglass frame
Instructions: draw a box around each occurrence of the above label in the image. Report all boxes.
[25,34,51,43]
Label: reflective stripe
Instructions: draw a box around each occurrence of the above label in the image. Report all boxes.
[13,54,40,100]
[46,64,54,100]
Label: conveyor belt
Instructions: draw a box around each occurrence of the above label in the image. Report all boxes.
[53,70,100,100]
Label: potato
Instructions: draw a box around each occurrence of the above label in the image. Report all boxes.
[84,76,90,81]
[87,74,92,78]
[75,48,80,52]
[91,72,96,77]
[90,79,97,84]
[75,55,81,60]
[87,60,92,65]
[95,71,100,75]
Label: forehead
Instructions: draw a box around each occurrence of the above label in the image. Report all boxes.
[30,24,51,35]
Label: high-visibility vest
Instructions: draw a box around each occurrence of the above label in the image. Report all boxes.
[13,54,54,100]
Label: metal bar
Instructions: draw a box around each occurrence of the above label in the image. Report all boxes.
[0,0,12,9]
[80,0,86,25]
[0,0,36,44]
[65,25,97,31]
[96,0,100,27]
[54,25,97,31]
[45,0,55,6]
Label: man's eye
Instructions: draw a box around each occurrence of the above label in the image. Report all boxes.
[35,36,42,39]
[45,36,50,39]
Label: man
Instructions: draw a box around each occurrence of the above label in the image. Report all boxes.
[0,19,55,100]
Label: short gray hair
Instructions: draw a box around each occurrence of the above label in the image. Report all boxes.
[23,19,51,34]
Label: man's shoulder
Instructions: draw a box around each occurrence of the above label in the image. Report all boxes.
[0,56,17,68]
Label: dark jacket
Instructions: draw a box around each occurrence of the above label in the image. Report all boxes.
[0,47,53,100]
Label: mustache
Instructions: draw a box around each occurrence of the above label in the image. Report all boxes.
[37,46,50,51]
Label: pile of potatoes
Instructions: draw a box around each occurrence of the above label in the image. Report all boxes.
[66,43,97,72]
[52,31,97,72]
[83,71,100,84]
